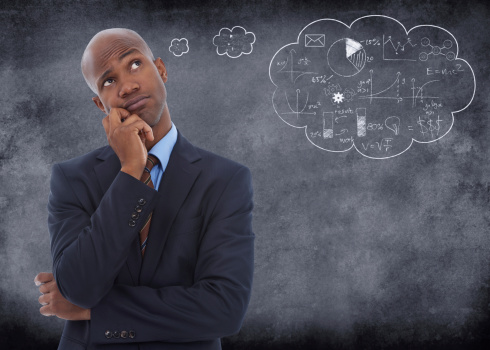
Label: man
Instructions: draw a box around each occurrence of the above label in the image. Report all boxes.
[34,28,254,349]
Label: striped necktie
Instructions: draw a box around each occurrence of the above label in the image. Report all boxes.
[139,154,159,256]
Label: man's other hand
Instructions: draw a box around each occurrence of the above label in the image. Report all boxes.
[102,107,154,179]
[34,272,91,321]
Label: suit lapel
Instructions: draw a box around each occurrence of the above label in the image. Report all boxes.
[94,146,142,286]
[139,131,202,286]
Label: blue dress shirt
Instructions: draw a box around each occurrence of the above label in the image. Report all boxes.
[148,122,177,191]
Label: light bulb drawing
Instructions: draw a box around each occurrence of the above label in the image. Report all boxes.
[385,116,401,135]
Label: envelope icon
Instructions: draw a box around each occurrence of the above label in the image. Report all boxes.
[305,34,325,47]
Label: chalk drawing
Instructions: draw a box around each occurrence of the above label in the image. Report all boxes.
[279,89,317,119]
[169,38,189,57]
[213,26,255,58]
[269,15,475,159]
[327,38,367,77]
[385,116,401,135]
[305,34,325,47]
[419,37,455,61]
[356,108,366,137]
[382,35,417,61]
[277,49,318,83]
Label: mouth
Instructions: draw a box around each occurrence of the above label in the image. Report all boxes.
[124,95,149,112]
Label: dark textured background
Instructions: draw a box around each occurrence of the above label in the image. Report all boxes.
[1,0,489,349]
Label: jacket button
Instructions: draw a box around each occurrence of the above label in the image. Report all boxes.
[134,205,142,213]
[121,330,128,338]
[113,331,120,338]
[105,330,112,338]
[129,330,136,338]
[131,212,139,219]
[138,198,147,205]
[128,220,136,227]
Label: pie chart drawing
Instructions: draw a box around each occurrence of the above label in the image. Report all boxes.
[327,38,367,77]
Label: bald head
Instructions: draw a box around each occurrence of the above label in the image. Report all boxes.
[81,28,155,94]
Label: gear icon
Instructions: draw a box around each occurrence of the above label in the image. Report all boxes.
[343,88,356,102]
[333,92,344,104]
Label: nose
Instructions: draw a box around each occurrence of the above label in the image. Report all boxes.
[119,79,139,98]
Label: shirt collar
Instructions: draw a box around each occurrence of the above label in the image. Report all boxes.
[148,122,177,172]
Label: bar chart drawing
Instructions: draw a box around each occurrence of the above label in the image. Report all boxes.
[356,108,367,137]
[323,112,334,138]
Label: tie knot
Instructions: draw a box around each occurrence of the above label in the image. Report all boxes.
[145,154,159,173]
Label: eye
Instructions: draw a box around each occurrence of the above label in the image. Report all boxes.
[103,78,115,87]
[131,60,141,70]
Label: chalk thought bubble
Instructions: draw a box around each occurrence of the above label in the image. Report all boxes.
[213,26,256,58]
[169,38,189,57]
[269,16,475,159]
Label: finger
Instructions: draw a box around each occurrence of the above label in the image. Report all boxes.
[108,108,132,139]
[40,305,54,317]
[108,108,131,127]
[39,280,56,294]
[143,128,154,141]
[138,129,147,143]
[119,113,143,125]
[125,120,154,141]
[34,272,53,286]
[123,115,154,142]
[38,294,49,305]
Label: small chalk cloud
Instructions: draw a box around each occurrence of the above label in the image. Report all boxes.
[269,16,475,159]
[213,26,256,58]
[169,38,189,57]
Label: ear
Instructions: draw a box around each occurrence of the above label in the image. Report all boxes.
[154,58,168,83]
[92,96,107,114]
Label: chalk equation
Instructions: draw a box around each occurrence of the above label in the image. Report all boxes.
[269,16,475,159]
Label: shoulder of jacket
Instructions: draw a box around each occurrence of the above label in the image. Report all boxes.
[54,145,110,173]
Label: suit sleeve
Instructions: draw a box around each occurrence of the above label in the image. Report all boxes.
[90,165,255,344]
[48,164,159,308]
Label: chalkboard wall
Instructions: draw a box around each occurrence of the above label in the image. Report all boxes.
[1,0,489,349]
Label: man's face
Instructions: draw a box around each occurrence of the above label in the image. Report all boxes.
[85,36,168,127]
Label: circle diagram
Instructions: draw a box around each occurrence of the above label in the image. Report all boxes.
[327,38,367,77]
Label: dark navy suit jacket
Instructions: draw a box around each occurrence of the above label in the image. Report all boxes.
[48,131,254,349]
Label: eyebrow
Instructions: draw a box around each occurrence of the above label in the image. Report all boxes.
[97,49,139,85]
[118,49,137,62]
